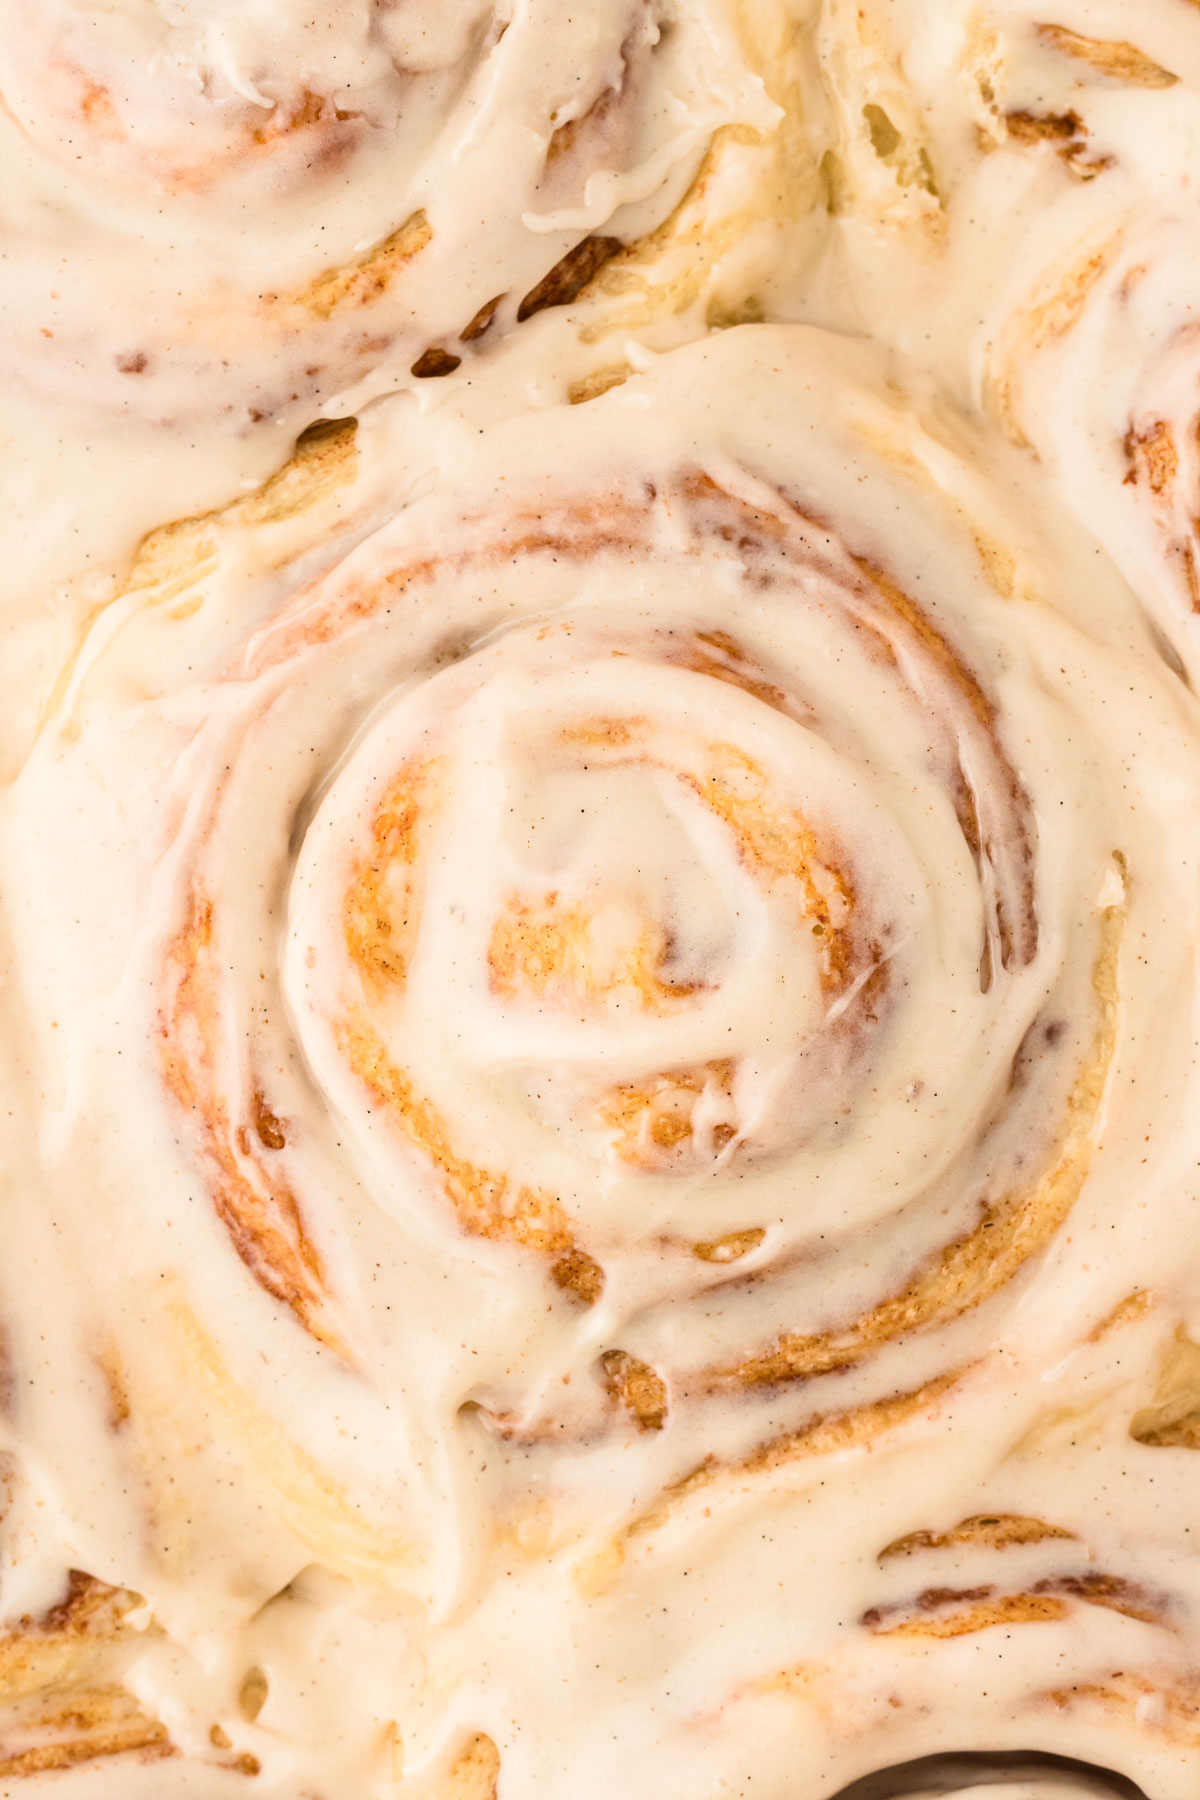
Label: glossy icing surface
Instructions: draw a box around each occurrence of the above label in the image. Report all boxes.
[2,3,1200,1797]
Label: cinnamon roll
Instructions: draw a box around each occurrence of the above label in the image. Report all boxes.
[0,0,786,432]
[805,0,1200,666]
[4,324,1200,1794]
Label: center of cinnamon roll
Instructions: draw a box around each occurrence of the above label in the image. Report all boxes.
[284,619,905,1262]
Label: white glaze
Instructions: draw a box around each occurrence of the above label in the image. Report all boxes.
[0,0,782,607]
[3,3,1200,1797]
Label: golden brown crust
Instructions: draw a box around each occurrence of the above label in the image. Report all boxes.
[516,236,625,323]
[159,890,347,1357]
[0,1574,174,1782]
[863,1569,1170,1638]
[1033,22,1179,89]
[600,1351,670,1432]
[878,1513,1078,1561]
[1131,1328,1200,1448]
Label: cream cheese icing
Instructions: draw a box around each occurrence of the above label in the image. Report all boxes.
[0,0,786,607]
[794,0,1200,666]
[2,2,1200,1798]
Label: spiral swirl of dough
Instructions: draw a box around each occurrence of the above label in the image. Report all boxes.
[802,0,1200,665]
[4,325,1200,1793]
[0,0,780,428]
